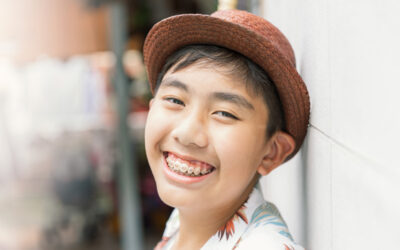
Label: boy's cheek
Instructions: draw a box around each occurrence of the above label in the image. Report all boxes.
[148,98,154,108]
[145,105,172,146]
[147,106,169,128]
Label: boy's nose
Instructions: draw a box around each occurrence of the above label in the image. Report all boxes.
[171,111,208,148]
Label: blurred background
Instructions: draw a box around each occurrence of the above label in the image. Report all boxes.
[0,0,224,249]
[2,0,400,250]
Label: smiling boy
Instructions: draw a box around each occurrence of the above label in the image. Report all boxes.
[143,10,309,250]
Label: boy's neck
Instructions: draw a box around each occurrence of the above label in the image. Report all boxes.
[171,178,257,250]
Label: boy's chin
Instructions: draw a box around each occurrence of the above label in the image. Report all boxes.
[157,186,190,207]
[155,183,208,209]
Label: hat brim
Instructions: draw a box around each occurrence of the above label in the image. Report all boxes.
[143,14,310,159]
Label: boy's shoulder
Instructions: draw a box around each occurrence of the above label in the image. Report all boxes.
[158,187,304,250]
[233,201,304,249]
[233,228,304,250]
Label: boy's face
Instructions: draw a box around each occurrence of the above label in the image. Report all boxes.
[145,63,271,211]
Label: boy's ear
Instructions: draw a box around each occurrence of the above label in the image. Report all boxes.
[257,131,296,176]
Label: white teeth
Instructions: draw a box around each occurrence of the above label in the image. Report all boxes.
[180,163,188,173]
[166,155,213,176]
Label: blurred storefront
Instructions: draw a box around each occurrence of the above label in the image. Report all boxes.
[0,0,258,249]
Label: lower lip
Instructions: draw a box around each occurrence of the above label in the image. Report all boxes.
[162,157,213,184]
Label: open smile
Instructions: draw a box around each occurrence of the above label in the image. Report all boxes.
[162,152,216,184]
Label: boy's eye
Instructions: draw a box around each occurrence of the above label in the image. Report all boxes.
[214,111,238,120]
[164,97,185,106]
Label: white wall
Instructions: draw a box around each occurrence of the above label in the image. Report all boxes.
[259,1,400,249]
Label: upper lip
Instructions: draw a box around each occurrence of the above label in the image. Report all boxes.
[164,151,216,168]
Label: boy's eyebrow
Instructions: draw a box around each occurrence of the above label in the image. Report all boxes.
[160,78,254,110]
[212,92,254,110]
[159,78,189,92]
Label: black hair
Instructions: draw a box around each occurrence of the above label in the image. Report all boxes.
[155,45,285,139]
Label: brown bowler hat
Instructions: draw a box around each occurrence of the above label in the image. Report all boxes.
[143,9,310,159]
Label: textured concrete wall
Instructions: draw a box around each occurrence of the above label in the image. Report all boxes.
[259,1,400,249]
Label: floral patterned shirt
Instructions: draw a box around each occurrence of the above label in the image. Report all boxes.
[155,187,304,250]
